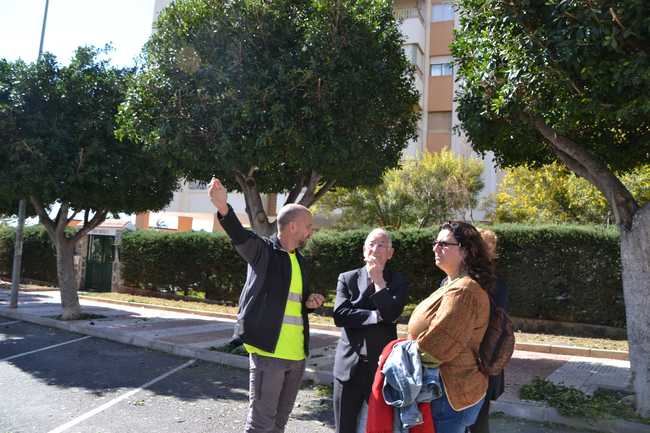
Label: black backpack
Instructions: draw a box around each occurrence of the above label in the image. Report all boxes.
[477,298,515,376]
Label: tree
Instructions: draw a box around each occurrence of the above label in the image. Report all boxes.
[452,0,650,415]
[117,0,419,235]
[316,150,484,229]
[495,163,650,225]
[0,48,178,320]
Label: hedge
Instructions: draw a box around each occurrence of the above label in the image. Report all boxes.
[0,225,58,284]
[0,223,624,327]
[119,230,246,302]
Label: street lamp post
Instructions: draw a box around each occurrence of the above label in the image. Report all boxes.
[9,0,50,309]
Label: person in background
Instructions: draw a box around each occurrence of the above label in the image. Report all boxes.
[468,228,507,433]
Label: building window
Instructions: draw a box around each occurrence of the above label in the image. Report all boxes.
[428,112,452,133]
[431,3,454,22]
[403,44,424,73]
[430,62,452,77]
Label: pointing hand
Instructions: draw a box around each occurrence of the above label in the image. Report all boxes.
[208,178,229,215]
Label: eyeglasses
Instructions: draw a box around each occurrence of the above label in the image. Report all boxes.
[432,240,460,249]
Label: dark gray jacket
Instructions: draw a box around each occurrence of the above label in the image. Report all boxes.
[218,205,312,355]
[333,267,409,381]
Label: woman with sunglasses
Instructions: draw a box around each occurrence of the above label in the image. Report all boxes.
[407,221,494,433]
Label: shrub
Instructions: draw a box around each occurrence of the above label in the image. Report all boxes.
[119,230,246,302]
[315,150,484,229]
[492,224,623,327]
[118,224,623,327]
[495,163,650,224]
[1,224,625,327]
[0,225,58,284]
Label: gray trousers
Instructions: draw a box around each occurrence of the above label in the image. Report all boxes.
[245,354,306,433]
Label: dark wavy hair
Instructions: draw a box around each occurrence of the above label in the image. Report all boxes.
[439,221,496,297]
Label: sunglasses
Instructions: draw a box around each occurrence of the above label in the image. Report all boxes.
[432,240,460,249]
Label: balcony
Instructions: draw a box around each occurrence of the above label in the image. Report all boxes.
[394,7,424,23]
[394,7,426,49]
[403,43,425,75]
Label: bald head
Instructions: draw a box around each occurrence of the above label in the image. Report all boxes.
[363,227,394,268]
[277,204,312,230]
[276,204,313,251]
[364,228,392,249]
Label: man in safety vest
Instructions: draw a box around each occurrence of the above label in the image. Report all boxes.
[208,178,325,433]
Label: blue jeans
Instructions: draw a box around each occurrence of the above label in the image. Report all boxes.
[430,381,484,433]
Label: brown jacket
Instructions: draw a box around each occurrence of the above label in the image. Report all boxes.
[407,276,489,410]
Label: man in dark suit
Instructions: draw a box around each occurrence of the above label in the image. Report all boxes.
[333,228,409,433]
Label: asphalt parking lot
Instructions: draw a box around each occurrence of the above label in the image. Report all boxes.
[0,318,334,433]
[1,317,600,433]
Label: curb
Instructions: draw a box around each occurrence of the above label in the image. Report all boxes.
[1,306,645,433]
[514,342,628,361]
[77,295,339,333]
[493,399,650,433]
[0,305,333,385]
[80,295,629,360]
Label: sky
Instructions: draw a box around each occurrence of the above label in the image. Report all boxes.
[0,0,156,66]
[0,0,163,226]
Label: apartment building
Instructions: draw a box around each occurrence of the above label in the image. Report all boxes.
[142,0,499,231]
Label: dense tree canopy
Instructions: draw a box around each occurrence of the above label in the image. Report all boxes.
[453,0,650,415]
[0,48,178,319]
[118,0,419,234]
[454,0,649,175]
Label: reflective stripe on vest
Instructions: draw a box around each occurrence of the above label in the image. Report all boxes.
[244,252,305,360]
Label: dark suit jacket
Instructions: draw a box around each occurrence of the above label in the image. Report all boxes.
[333,267,409,382]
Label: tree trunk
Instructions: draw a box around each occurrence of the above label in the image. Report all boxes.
[234,169,334,236]
[530,119,649,414]
[29,197,107,321]
[620,203,650,417]
[233,171,275,236]
[55,237,81,320]
[246,195,275,237]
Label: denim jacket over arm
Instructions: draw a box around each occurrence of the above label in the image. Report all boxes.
[382,340,442,432]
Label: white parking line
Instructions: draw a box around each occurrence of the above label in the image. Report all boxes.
[0,336,92,362]
[47,359,197,433]
[0,320,21,326]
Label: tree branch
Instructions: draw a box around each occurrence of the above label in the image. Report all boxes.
[531,115,638,228]
[284,176,305,205]
[72,210,108,243]
[66,210,80,224]
[233,169,270,231]
[298,171,322,207]
[305,179,336,208]
[29,196,56,241]
[55,202,70,235]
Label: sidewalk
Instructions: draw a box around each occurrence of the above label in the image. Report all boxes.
[1,289,647,433]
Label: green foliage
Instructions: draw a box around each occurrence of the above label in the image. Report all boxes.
[315,150,484,228]
[115,225,624,327]
[452,0,650,170]
[495,163,650,224]
[118,0,419,194]
[0,225,57,283]
[521,378,650,424]
[0,224,624,327]
[493,224,623,327]
[0,47,178,217]
[119,230,246,302]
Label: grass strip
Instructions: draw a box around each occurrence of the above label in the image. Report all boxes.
[81,292,629,352]
[520,378,649,424]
